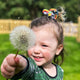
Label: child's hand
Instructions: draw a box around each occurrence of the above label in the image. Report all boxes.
[1,54,27,79]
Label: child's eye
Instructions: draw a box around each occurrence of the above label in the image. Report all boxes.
[42,45,48,47]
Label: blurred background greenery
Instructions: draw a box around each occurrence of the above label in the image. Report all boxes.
[0,0,80,22]
[0,0,80,80]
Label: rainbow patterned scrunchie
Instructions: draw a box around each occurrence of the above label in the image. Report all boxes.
[42,8,58,20]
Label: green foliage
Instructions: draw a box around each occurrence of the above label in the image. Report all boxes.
[0,34,80,80]
[0,1,6,18]
[64,0,80,22]
[0,0,80,22]
[7,7,29,19]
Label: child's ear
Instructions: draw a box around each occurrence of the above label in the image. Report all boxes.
[56,44,63,55]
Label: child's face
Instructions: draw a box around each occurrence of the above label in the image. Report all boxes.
[28,24,62,67]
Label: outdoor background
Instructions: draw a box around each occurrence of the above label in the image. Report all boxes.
[0,0,80,80]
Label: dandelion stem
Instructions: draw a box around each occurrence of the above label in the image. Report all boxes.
[14,50,19,58]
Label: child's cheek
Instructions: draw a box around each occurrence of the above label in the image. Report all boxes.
[44,51,51,57]
[28,50,32,56]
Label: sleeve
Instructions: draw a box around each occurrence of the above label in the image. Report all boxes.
[21,58,37,80]
[57,65,64,80]
[11,56,37,80]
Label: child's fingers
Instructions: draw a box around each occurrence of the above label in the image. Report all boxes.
[6,54,27,68]
[2,60,15,73]
[1,71,14,79]
[1,64,14,79]
[1,54,27,78]
[6,54,19,66]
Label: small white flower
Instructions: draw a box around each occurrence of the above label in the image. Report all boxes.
[10,25,35,51]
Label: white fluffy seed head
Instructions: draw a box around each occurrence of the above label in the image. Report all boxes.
[10,25,35,51]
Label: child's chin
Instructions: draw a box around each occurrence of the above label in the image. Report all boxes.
[35,62,43,66]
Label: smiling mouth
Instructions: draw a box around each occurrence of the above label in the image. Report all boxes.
[33,56,43,62]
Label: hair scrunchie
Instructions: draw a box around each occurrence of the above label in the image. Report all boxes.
[42,7,66,21]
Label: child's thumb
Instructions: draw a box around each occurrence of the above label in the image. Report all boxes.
[14,57,19,64]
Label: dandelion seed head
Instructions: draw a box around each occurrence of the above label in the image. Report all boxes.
[10,26,35,51]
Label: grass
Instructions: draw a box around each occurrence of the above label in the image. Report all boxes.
[62,37,80,80]
[0,34,80,80]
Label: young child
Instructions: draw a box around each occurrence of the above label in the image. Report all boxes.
[1,8,65,80]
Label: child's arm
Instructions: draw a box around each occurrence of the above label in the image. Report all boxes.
[1,54,27,79]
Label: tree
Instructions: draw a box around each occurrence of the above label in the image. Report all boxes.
[0,0,80,22]
[64,0,80,22]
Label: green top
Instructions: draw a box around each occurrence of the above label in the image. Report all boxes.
[11,57,63,80]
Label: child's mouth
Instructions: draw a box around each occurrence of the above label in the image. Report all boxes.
[33,56,43,62]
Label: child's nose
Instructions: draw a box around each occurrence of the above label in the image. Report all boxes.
[33,46,41,54]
